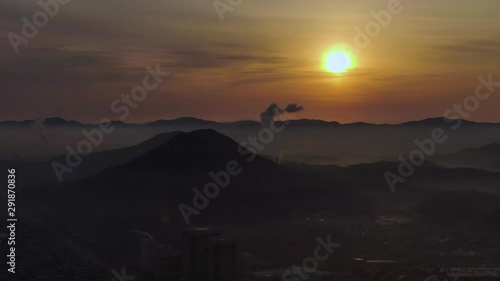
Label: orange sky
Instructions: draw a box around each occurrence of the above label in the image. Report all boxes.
[1,0,500,123]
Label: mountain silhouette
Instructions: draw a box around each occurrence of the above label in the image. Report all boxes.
[36,129,343,226]
[431,143,500,172]
[288,160,500,193]
[83,129,302,193]
[1,131,181,185]
[2,116,499,129]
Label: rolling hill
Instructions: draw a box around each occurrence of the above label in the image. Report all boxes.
[431,143,500,172]
[0,131,181,186]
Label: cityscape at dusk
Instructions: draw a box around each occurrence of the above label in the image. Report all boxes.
[1,0,500,280]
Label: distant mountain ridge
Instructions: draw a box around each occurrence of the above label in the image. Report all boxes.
[4,116,500,168]
[2,116,500,128]
[288,159,500,194]
[431,143,500,172]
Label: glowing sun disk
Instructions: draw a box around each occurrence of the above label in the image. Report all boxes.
[325,51,352,73]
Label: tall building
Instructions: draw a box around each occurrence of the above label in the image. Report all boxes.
[182,228,219,281]
[140,238,160,272]
[156,253,183,281]
[208,238,235,281]
[182,228,235,281]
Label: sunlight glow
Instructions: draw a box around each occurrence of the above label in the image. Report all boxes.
[324,50,353,73]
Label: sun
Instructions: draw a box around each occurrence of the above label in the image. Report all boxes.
[324,50,352,73]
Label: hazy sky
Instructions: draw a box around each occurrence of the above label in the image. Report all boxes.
[1,0,499,123]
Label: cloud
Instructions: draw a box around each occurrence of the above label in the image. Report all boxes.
[437,39,500,55]
[0,46,136,83]
[421,39,500,64]
[163,47,287,70]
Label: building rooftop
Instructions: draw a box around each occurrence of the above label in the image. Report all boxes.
[184,228,219,236]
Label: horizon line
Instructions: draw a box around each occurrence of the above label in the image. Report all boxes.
[0,116,498,126]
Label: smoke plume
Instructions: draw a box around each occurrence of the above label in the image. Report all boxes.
[260,103,304,126]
